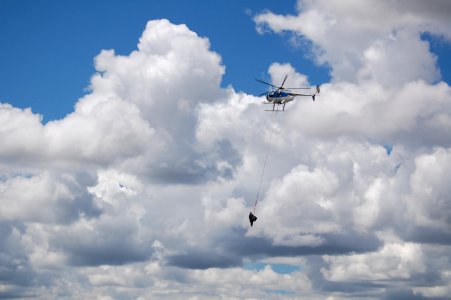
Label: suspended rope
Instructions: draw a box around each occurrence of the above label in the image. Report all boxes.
[253,108,279,214]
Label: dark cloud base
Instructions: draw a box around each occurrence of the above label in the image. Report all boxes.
[403,225,451,245]
[225,228,381,258]
[166,228,381,270]
[167,249,242,269]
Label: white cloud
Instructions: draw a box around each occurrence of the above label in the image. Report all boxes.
[322,241,426,282]
[268,63,310,87]
[45,97,155,166]
[189,266,312,298]
[284,80,451,147]
[0,104,45,168]
[402,148,451,238]
[254,0,450,84]
[252,165,339,246]
[0,171,97,223]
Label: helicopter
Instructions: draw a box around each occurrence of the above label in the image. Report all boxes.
[256,75,320,111]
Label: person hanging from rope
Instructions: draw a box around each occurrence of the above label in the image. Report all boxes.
[249,212,257,227]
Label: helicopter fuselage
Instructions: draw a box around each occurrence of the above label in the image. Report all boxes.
[266,90,294,104]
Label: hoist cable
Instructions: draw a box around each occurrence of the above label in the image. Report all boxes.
[253,108,279,214]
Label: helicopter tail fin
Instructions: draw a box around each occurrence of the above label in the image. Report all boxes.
[312,85,320,101]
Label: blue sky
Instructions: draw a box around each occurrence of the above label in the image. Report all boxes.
[2,1,450,121]
[1,0,330,121]
[424,32,451,83]
[1,1,451,299]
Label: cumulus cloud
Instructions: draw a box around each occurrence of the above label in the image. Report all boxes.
[254,0,450,84]
[0,5,451,298]
[0,172,98,224]
[0,18,235,298]
[322,241,426,282]
[249,1,451,298]
[0,222,35,297]
[283,80,451,147]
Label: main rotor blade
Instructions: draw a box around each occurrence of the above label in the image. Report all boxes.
[255,79,279,89]
[259,91,269,96]
[280,75,288,88]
